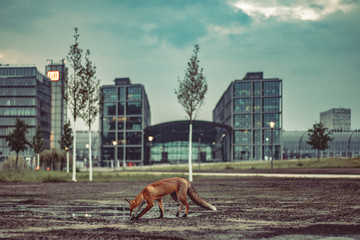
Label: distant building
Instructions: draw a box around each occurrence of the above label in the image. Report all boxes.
[45,60,68,150]
[213,72,283,161]
[144,120,231,164]
[0,65,51,161]
[100,78,151,167]
[282,130,360,159]
[320,108,351,131]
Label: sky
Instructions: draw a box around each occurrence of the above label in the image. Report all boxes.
[1,0,359,131]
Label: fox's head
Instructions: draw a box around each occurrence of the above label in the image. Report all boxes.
[125,199,136,218]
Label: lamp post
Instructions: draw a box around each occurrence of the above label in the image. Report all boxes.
[65,147,69,173]
[148,136,154,170]
[112,140,117,169]
[269,121,275,172]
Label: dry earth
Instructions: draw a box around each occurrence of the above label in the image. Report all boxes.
[1,175,360,239]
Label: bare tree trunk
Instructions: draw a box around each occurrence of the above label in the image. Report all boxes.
[72,119,77,182]
[188,123,193,182]
[88,128,93,181]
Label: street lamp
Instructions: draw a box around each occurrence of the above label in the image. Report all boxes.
[112,140,117,169]
[269,121,275,172]
[148,136,154,170]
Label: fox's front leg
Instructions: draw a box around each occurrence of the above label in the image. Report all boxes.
[136,201,153,219]
[157,199,164,218]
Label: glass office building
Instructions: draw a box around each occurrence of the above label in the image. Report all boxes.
[283,130,360,159]
[144,120,232,165]
[213,72,283,161]
[45,60,67,150]
[320,108,351,131]
[100,78,151,167]
[0,65,51,161]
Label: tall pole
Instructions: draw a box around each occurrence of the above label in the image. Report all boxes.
[112,140,117,169]
[148,136,154,170]
[269,121,275,172]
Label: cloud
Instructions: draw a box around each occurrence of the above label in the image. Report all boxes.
[232,0,358,21]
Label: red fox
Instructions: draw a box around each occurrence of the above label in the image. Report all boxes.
[125,177,217,219]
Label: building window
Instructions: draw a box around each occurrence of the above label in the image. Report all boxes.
[234,114,251,129]
[263,113,280,128]
[253,98,261,112]
[103,117,116,131]
[104,102,116,115]
[126,117,142,130]
[103,87,117,101]
[263,82,280,96]
[126,101,142,115]
[102,132,115,145]
[253,82,261,96]
[234,98,251,113]
[118,87,125,101]
[234,130,251,144]
[127,87,142,100]
[118,117,125,130]
[118,102,124,115]
[126,132,142,145]
[253,130,261,144]
[101,147,114,160]
[263,97,280,112]
[127,147,141,160]
[253,114,261,128]
[234,145,250,160]
[234,82,251,96]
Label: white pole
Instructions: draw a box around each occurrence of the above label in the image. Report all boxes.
[72,119,77,182]
[188,122,193,182]
[37,154,40,170]
[66,151,69,173]
[89,129,93,181]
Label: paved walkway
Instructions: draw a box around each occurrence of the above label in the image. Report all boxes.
[123,171,360,179]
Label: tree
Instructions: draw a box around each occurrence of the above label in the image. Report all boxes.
[79,49,102,181]
[59,120,73,173]
[31,126,45,169]
[307,122,333,162]
[65,27,87,181]
[5,118,31,170]
[174,44,208,182]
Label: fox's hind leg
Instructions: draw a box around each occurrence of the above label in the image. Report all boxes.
[171,192,183,217]
[157,199,164,218]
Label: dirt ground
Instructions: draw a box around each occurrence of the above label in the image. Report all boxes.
[1,174,360,239]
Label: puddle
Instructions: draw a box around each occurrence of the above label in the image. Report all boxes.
[0,202,205,220]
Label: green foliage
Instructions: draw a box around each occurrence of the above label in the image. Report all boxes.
[31,126,45,154]
[1,155,28,170]
[5,118,31,169]
[60,120,73,151]
[175,44,208,121]
[65,27,87,121]
[79,49,102,129]
[307,122,333,161]
[40,149,66,170]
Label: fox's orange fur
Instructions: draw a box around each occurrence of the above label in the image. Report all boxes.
[125,177,217,219]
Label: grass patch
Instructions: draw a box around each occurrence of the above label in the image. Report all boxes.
[1,157,359,182]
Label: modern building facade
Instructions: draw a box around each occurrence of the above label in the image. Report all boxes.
[213,72,282,161]
[282,130,360,159]
[320,108,351,131]
[144,120,232,165]
[0,65,51,161]
[100,78,151,167]
[75,130,100,168]
[45,60,68,150]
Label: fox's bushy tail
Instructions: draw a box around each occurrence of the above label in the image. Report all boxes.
[187,185,217,211]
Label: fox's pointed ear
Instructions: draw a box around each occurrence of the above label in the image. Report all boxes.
[125,199,131,204]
